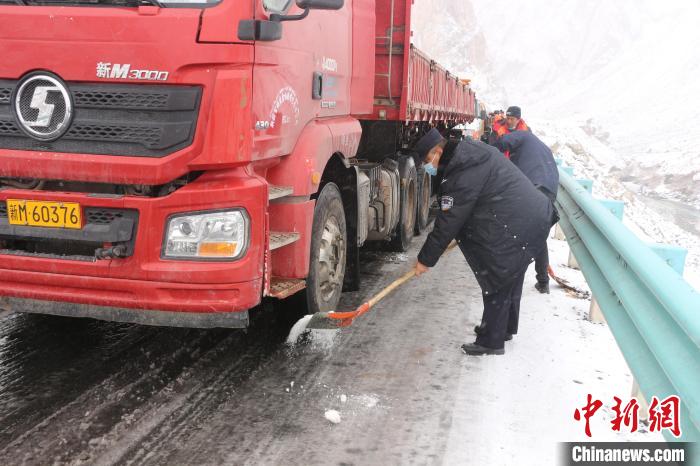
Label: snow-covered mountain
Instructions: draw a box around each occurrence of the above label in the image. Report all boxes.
[412,0,700,207]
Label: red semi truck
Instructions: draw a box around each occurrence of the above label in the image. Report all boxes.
[0,0,476,327]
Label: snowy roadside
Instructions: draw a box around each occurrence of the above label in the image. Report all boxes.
[443,236,663,466]
[440,119,700,464]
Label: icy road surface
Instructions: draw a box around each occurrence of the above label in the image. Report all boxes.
[0,232,660,465]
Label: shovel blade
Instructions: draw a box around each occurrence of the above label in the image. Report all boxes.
[305,312,353,330]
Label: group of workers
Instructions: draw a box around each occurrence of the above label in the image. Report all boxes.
[412,106,560,356]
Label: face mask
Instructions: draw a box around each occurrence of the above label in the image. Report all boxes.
[424,161,437,176]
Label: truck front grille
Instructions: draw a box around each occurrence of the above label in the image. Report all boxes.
[0,81,201,157]
[0,206,138,261]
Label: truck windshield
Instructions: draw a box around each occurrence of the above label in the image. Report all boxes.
[0,0,222,7]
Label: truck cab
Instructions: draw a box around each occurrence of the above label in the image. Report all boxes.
[0,0,473,327]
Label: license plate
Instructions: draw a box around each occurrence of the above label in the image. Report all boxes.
[6,199,82,229]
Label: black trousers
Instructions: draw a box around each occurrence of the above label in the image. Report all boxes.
[535,242,549,284]
[534,185,557,285]
[475,267,527,349]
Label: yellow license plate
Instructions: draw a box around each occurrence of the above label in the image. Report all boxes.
[6,199,82,229]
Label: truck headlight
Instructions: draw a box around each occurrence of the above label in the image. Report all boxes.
[163,209,249,260]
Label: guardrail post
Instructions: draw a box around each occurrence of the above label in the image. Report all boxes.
[553,223,567,240]
[589,297,606,323]
[567,249,580,269]
[554,157,563,166]
[561,166,574,177]
[631,379,650,421]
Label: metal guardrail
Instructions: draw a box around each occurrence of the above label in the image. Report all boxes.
[555,166,700,443]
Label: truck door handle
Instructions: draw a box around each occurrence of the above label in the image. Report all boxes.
[312,72,323,100]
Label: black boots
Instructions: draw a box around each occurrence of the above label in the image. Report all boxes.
[473,324,513,341]
[535,281,550,294]
[461,343,505,356]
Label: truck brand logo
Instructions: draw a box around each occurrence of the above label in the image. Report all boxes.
[13,73,73,141]
[96,62,169,81]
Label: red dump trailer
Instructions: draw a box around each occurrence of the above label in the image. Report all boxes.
[372,1,475,123]
[0,0,475,327]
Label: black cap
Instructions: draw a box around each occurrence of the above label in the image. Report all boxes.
[506,106,521,118]
[413,128,445,159]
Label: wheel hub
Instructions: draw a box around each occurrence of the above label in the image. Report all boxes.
[317,215,345,302]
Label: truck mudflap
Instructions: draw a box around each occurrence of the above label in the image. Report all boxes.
[0,296,249,329]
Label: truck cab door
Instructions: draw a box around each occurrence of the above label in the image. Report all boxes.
[251,0,351,160]
[198,0,255,43]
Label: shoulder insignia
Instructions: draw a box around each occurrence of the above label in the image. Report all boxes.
[441,195,454,211]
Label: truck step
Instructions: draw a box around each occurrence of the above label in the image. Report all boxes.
[270,231,300,250]
[268,277,306,299]
[268,185,293,201]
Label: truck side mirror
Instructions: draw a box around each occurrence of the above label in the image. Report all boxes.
[238,20,283,41]
[238,0,344,42]
[296,0,344,9]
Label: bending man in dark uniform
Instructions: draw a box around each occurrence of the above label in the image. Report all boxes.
[495,130,559,294]
[413,129,555,355]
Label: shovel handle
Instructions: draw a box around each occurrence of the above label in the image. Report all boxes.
[327,269,415,322]
[326,241,459,322]
[366,269,416,308]
[363,241,458,310]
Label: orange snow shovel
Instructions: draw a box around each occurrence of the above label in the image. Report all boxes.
[306,242,459,330]
[548,265,589,298]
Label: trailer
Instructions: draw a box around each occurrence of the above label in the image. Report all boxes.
[0,0,476,327]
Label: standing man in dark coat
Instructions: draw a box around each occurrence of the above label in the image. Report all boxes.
[495,130,559,294]
[413,129,554,355]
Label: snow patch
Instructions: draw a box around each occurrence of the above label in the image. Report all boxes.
[324,409,341,424]
[359,395,379,408]
[285,315,313,345]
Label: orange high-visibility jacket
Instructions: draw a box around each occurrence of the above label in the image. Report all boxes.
[493,119,529,158]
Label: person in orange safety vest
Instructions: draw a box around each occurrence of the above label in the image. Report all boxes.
[489,106,530,158]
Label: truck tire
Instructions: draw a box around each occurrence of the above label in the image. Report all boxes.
[414,165,431,234]
[389,156,417,251]
[306,183,347,314]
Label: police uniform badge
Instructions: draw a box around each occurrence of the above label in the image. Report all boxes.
[440,195,454,211]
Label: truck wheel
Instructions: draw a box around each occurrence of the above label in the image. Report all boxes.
[414,165,431,234]
[306,183,347,314]
[389,156,417,251]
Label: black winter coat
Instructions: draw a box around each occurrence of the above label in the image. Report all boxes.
[417,139,554,295]
[495,131,559,198]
